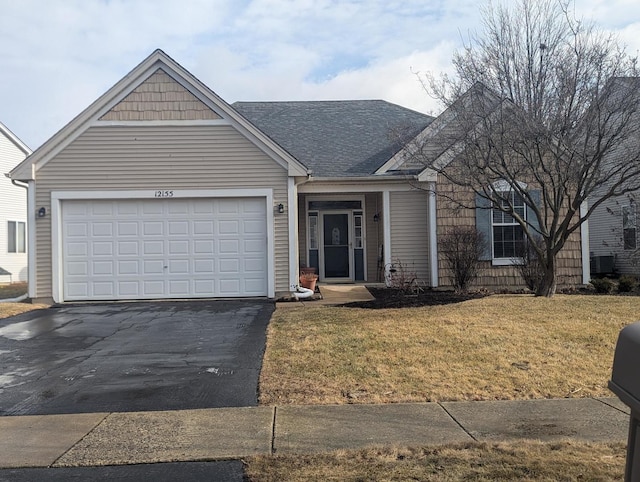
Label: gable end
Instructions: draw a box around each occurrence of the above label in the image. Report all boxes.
[99,69,221,122]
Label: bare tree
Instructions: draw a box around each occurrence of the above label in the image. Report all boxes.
[440,226,487,292]
[404,0,639,297]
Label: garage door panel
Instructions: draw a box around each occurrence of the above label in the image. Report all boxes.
[143,280,165,296]
[94,282,115,297]
[93,261,114,275]
[219,239,239,253]
[66,242,88,257]
[118,222,139,236]
[219,258,240,273]
[117,241,138,256]
[194,259,215,273]
[144,260,165,274]
[119,281,140,296]
[62,198,268,301]
[194,221,214,235]
[143,222,163,236]
[194,240,214,254]
[67,261,88,276]
[143,241,164,255]
[118,260,139,275]
[142,201,163,215]
[168,221,189,235]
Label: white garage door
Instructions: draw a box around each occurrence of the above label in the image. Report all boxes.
[62,198,268,301]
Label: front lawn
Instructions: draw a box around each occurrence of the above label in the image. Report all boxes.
[259,295,637,405]
[245,440,625,481]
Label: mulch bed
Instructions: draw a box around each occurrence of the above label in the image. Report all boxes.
[343,287,489,309]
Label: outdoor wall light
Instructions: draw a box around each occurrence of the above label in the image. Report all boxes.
[373,213,380,222]
[38,207,46,218]
[278,203,285,214]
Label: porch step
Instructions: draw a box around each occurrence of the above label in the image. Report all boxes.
[318,285,374,304]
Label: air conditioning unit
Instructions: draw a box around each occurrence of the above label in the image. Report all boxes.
[590,255,615,275]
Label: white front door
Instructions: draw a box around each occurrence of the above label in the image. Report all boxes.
[320,211,353,282]
[61,197,268,301]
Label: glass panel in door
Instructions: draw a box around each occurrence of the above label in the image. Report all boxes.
[323,213,350,278]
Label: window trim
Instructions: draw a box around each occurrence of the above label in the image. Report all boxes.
[491,190,526,263]
[7,220,26,254]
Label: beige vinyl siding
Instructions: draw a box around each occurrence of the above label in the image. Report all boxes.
[389,190,430,283]
[0,132,28,282]
[100,69,221,121]
[365,192,383,282]
[34,124,289,299]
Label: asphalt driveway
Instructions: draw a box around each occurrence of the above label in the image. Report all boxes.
[0,300,274,416]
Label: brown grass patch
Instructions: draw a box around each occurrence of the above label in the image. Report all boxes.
[244,440,625,481]
[0,302,49,319]
[259,295,637,405]
[0,282,27,300]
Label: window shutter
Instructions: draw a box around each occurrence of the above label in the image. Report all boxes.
[527,190,541,238]
[475,193,492,260]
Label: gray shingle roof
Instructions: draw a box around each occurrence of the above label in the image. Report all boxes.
[232,100,433,177]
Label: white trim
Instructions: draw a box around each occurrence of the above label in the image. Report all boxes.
[428,184,438,287]
[50,188,275,303]
[0,122,31,156]
[288,177,299,290]
[580,202,590,284]
[492,258,521,266]
[306,194,365,283]
[383,190,392,285]
[27,181,36,298]
[51,196,62,303]
[299,182,416,194]
[51,189,270,200]
[93,119,232,127]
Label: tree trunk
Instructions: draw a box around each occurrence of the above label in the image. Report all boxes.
[535,255,557,297]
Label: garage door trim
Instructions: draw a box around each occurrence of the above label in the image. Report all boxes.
[51,189,275,303]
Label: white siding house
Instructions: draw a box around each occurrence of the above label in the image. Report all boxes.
[0,122,31,283]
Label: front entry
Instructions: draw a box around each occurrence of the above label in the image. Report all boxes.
[306,199,366,283]
[321,212,352,281]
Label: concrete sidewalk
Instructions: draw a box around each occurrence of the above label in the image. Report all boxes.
[0,397,631,469]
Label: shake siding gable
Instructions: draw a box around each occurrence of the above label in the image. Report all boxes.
[34,124,289,299]
[100,69,221,121]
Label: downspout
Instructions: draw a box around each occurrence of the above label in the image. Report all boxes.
[9,177,35,298]
[580,202,590,285]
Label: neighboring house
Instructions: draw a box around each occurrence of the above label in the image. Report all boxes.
[9,50,587,303]
[0,122,31,283]
[588,78,640,277]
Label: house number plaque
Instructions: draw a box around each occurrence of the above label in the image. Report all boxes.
[154,190,174,198]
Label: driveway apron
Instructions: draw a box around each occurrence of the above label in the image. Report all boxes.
[0,300,274,415]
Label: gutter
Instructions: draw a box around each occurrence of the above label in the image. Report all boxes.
[8,175,36,299]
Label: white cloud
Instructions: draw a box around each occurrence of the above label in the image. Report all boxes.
[0,0,637,149]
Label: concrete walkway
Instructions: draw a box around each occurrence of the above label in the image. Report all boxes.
[0,397,630,468]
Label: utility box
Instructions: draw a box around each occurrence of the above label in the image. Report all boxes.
[609,322,640,482]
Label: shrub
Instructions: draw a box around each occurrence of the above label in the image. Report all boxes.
[617,275,637,293]
[440,226,487,293]
[514,238,546,292]
[591,278,614,294]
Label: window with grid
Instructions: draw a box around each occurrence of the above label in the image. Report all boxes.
[492,192,525,258]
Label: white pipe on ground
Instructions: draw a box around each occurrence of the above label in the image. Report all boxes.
[292,286,314,300]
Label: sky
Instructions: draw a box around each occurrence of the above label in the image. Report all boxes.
[1,0,639,150]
